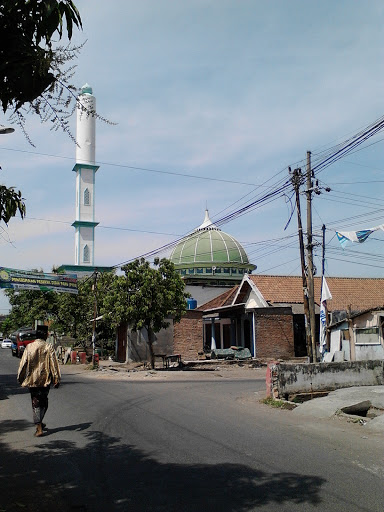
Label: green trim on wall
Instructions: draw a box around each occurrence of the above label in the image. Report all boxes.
[72,163,100,173]
[72,220,99,228]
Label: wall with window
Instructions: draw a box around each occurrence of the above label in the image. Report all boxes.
[353,311,384,361]
[330,310,384,361]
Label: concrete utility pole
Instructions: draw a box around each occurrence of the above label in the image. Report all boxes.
[306,151,317,362]
[290,167,311,358]
[92,270,98,366]
[322,224,326,276]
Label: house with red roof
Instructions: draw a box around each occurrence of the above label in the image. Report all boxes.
[173,274,384,362]
[116,272,384,364]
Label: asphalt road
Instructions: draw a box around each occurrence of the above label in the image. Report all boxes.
[1,349,383,512]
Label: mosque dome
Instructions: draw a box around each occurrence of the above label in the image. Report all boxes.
[170,210,256,285]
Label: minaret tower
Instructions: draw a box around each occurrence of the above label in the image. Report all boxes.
[72,84,99,266]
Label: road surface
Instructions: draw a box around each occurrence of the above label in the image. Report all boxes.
[0,350,383,511]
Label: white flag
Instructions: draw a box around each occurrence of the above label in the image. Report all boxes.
[321,277,332,303]
[320,277,332,355]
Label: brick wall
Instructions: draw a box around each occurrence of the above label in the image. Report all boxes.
[255,312,294,359]
[173,310,204,361]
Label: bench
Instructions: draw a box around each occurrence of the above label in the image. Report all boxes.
[154,353,182,368]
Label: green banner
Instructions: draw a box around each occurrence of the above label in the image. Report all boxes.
[0,267,78,294]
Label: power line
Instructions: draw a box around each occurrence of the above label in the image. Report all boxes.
[0,146,266,187]
[22,216,181,237]
[312,115,384,175]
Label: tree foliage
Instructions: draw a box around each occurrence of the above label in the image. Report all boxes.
[0,1,82,227]
[2,286,58,334]
[0,0,85,143]
[0,0,82,112]
[101,258,188,368]
[0,184,26,223]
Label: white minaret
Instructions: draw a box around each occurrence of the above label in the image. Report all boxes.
[72,84,99,267]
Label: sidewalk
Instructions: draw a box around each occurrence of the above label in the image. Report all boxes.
[292,386,384,432]
[62,358,268,382]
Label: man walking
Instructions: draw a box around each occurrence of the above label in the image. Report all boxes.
[17,337,61,437]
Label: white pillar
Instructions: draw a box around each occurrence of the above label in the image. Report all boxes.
[211,318,216,350]
[252,312,256,357]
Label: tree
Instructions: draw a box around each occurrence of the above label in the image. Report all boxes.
[101,258,188,368]
[0,1,82,227]
[2,273,115,349]
[1,0,83,141]
[54,272,115,349]
[2,286,59,334]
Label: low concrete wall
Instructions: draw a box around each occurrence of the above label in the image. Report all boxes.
[267,360,384,399]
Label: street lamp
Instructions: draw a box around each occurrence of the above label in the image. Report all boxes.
[0,126,14,134]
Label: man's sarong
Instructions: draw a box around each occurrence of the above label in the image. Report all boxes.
[29,387,50,424]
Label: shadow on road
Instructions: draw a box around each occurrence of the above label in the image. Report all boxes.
[0,373,28,401]
[44,422,92,435]
[0,375,90,401]
[0,419,326,512]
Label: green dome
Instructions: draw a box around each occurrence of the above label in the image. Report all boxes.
[170,226,250,264]
[169,211,256,283]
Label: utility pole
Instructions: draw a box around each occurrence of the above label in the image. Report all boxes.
[92,270,98,367]
[306,151,317,362]
[290,167,311,358]
[322,224,326,277]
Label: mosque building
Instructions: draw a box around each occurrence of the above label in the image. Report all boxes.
[169,210,256,305]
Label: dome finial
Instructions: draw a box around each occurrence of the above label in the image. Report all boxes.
[196,208,217,231]
[81,83,93,95]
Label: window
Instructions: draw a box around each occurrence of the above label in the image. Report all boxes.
[188,268,195,274]
[181,269,187,275]
[355,327,379,345]
[84,188,90,205]
[223,267,230,274]
[83,244,90,263]
[205,268,212,274]
[238,269,244,274]
[215,267,221,274]
[231,268,237,274]
[19,331,37,341]
[196,268,203,274]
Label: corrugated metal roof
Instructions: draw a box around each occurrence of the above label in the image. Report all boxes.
[197,285,239,310]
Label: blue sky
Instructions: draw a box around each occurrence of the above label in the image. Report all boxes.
[1,0,384,312]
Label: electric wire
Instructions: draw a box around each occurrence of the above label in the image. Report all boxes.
[0,146,265,188]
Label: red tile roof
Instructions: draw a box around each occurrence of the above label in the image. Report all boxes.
[249,275,384,312]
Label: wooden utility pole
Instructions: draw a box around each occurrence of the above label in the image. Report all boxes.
[290,167,311,359]
[306,151,317,362]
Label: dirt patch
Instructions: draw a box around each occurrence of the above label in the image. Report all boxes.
[61,360,267,382]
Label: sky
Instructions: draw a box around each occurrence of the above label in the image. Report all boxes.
[1,0,384,312]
